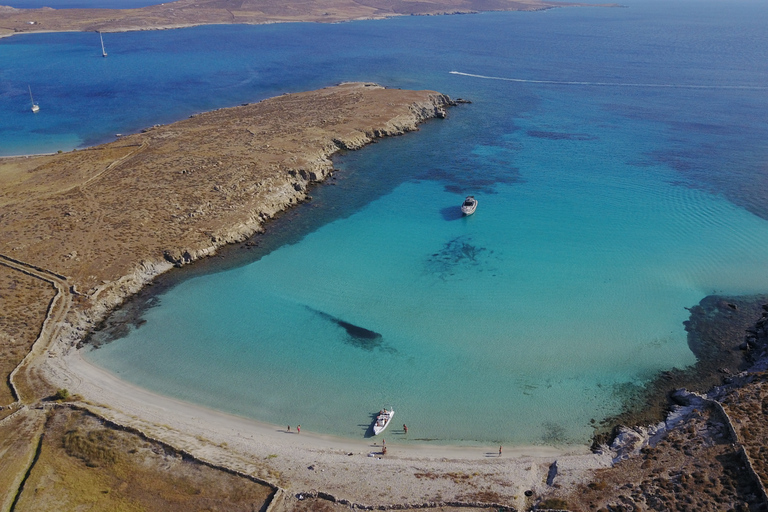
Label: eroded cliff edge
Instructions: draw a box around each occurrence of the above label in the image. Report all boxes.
[0,82,455,360]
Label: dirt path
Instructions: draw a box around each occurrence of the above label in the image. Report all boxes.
[0,254,71,405]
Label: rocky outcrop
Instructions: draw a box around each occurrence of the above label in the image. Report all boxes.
[7,84,456,354]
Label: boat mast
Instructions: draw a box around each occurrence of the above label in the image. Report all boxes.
[100,32,107,57]
[28,85,39,113]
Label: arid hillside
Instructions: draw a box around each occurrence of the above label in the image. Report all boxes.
[0,0,576,36]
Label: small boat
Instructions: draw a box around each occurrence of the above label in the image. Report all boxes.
[99,31,107,57]
[461,195,477,215]
[28,85,39,113]
[372,408,394,435]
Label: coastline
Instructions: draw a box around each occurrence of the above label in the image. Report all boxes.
[0,0,619,38]
[3,2,768,507]
[41,346,612,509]
[3,78,768,512]
[0,80,622,509]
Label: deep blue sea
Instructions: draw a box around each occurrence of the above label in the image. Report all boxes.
[3,0,768,446]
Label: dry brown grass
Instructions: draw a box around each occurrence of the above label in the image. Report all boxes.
[549,406,764,511]
[722,372,768,489]
[0,0,561,36]
[0,84,449,295]
[13,407,273,512]
[0,408,47,512]
[0,266,55,405]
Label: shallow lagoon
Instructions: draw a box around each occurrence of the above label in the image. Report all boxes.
[5,0,768,445]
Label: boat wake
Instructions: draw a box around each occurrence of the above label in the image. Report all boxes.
[449,71,768,90]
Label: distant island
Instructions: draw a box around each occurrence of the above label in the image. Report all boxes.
[0,0,613,37]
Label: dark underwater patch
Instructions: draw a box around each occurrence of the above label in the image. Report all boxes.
[425,235,499,280]
[82,296,160,348]
[417,161,523,195]
[305,306,391,352]
[527,130,596,141]
[334,318,381,340]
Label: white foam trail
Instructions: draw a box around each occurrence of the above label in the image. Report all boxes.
[449,71,768,90]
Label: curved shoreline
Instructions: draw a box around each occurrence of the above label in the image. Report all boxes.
[0,80,627,508]
[0,0,589,39]
[0,82,595,508]
[41,346,612,510]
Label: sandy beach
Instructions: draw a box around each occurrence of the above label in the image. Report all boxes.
[42,344,611,510]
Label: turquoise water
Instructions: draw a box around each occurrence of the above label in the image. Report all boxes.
[5,0,768,445]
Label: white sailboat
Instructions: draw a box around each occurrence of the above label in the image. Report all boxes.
[100,31,107,57]
[28,85,39,113]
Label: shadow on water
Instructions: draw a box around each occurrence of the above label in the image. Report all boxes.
[360,411,380,438]
[440,205,464,221]
[303,306,399,353]
[304,307,378,340]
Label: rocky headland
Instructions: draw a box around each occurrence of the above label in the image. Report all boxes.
[0,82,464,509]
[0,82,453,364]
[0,0,614,38]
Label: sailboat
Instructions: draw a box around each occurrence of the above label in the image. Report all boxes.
[28,85,39,113]
[99,31,107,57]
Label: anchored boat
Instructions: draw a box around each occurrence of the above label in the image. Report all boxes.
[372,408,394,435]
[461,195,477,215]
[28,85,39,113]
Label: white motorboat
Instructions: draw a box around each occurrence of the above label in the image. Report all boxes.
[372,408,394,435]
[461,195,477,215]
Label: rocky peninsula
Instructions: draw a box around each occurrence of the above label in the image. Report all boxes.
[0,0,593,37]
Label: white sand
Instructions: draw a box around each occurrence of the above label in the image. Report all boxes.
[42,345,613,509]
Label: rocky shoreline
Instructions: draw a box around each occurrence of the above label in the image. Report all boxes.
[590,294,768,444]
[0,83,455,363]
[0,0,573,38]
[545,298,768,511]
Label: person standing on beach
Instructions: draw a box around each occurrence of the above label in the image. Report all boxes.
[288,425,291,432]
[297,425,301,434]
[499,445,502,457]
[403,424,408,434]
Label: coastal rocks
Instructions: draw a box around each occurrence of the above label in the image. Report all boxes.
[162,245,218,267]
[607,389,725,463]
[609,419,675,463]
[14,83,458,355]
[546,460,558,486]
[610,426,648,462]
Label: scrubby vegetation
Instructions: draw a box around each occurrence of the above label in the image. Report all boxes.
[52,388,70,401]
[12,408,273,511]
